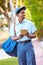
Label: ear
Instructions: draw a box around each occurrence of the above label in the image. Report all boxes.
[16,14,19,17]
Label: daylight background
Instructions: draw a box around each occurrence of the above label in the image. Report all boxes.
[0,0,43,65]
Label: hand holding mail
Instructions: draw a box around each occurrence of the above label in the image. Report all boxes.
[20,29,29,36]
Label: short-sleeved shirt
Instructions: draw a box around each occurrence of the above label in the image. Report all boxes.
[10,19,37,41]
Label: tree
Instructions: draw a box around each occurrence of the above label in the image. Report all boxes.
[24,0,43,28]
[24,0,43,40]
[0,0,17,28]
[0,0,5,10]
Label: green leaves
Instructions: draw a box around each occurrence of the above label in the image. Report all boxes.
[0,0,5,10]
[24,0,43,30]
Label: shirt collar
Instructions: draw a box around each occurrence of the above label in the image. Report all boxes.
[16,18,25,25]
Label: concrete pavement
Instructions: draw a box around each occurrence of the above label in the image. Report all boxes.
[32,39,43,65]
[0,49,11,59]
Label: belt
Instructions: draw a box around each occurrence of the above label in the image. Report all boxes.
[17,40,31,43]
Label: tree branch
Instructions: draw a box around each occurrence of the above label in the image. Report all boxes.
[0,6,11,28]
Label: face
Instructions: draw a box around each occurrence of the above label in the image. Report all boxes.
[17,10,25,20]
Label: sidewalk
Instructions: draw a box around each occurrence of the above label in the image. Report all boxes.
[32,38,43,65]
[0,49,12,59]
[0,38,43,65]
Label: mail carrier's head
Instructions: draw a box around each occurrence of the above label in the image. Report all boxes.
[15,6,26,23]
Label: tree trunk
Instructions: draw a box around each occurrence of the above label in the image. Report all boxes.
[0,6,10,28]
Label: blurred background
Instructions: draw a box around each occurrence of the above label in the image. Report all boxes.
[0,0,43,43]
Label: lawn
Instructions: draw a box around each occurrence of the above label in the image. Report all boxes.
[0,57,18,65]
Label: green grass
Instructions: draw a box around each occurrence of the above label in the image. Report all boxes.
[0,57,18,65]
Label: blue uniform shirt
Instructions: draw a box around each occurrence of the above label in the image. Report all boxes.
[10,19,37,41]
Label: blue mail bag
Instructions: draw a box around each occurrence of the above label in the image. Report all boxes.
[2,37,17,57]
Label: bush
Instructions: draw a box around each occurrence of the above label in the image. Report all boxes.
[3,23,8,27]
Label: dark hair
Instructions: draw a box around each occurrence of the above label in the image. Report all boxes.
[16,6,26,14]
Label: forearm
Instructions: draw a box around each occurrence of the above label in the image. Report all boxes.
[27,33,36,38]
[11,36,20,41]
[11,33,24,41]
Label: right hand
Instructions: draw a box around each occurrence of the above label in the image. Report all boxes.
[19,34,24,39]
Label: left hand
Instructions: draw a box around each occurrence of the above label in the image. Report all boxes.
[25,32,36,38]
[24,32,29,37]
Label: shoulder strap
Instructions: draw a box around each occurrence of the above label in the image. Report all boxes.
[14,22,16,36]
